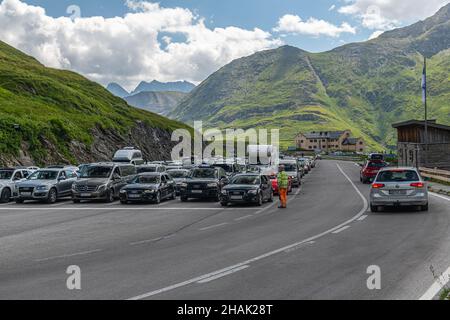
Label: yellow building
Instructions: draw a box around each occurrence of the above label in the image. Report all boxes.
[295,130,365,152]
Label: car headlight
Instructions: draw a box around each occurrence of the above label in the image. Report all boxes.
[207,183,218,188]
[120,189,127,194]
[248,189,258,194]
[221,190,227,195]
[98,184,107,191]
[180,183,188,188]
[144,189,156,194]
[36,185,49,191]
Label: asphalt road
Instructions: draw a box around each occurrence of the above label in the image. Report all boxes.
[0,160,449,300]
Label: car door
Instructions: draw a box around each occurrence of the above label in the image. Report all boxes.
[11,170,23,194]
[166,174,175,195]
[260,176,270,200]
[57,171,68,195]
[64,170,77,195]
[112,167,123,196]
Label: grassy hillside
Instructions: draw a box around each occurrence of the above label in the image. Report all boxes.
[172,4,450,151]
[0,41,189,165]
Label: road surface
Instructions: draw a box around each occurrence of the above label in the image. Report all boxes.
[0,160,448,300]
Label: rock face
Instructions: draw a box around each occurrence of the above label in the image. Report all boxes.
[171,3,450,150]
[124,91,187,116]
[0,40,190,167]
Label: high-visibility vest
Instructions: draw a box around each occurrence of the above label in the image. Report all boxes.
[277,171,289,189]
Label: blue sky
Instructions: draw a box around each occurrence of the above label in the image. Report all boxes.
[2,0,448,88]
[23,0,377,52]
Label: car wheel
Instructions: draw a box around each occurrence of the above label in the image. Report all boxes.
[370,204,378,212]
[155,192,161,204]
[220,201,228,207]
[181,196,188,202]
[170,190,176,200]
[0,188,11,203]
[105,189,115,203]
[256,193,263,206]
[268,191,274,203]
[72,199,81,204]
[47,188,57,204]
[421,203,429,212]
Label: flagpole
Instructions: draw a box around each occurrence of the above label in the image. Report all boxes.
[424,57,428,168]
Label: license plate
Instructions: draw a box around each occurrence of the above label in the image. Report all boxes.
[389,190,406,195]
[230,195,243,200]
[128,194,141,198]
[21,192,31,196]
[80,193,91,197]
[191,190,203,194]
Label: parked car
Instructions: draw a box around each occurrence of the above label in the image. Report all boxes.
[119,172,176,204]
[220,174,273,207]
[72,163,137,203]
[179,166,228,202]
[136,164,166,174]
[368,153,384,161]
[360,160,388,184]
[16,168,77,204]
[298,158,311,174]
[370,167,428,212]
[279,159,301,187]
[167,169,190,195]
[0,168,31,203]
[112,147,145,165]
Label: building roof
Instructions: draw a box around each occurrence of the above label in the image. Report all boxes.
[392,120,450,131]
[301,131,346,139]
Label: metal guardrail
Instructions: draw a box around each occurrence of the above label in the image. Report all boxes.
[419,167,450,183]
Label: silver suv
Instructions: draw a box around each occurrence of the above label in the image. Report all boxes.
[370,167,429,212]
[0,168,31,203]
[16,168,78,204]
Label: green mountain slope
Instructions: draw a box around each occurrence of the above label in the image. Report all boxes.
[172,4,450,150]
[0,41,190,166]
[124,91,187,116]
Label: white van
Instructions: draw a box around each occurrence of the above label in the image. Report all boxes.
[112,147,145,165]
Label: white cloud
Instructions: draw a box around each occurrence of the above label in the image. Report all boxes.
[329,5,336,11]
[368,30,384,40]
[339,0,450,30]
[274,14,356,37]
[0,0,282,90]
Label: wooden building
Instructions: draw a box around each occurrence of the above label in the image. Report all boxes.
[392,120,450,170]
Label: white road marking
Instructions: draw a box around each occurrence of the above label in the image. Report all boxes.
[197,265,249,284]
[284,241,315,253]
[34,249,102,262]
[199,222,229,231]
[419,266,450,300]
[0,207,258,211]
[127,163,368,300]
[235,214,253,221]
[332,226,350,234]
[429,192,450,202]
[357,215,368,221]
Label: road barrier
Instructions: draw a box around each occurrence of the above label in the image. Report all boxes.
[419,167,450,183]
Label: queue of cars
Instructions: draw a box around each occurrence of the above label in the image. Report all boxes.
[0,154,319,207]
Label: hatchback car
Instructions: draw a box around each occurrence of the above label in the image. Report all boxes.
[370,167,428,212]
[361,160,388,184]
[120,173,175,204]
[16,168,77,203]
[220,174,273,207]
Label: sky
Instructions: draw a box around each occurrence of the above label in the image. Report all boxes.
[1,0,449,91]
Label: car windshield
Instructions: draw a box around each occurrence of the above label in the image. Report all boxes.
[168,170,188,178]
[214,164,233,173]
[191,168,216,179]
[376,170,420,182]
[80,166,112,178]
[0,170,14,180]
[231,175,260,185]
[137,167,157,173]
[281,164,297,172]
[367,161,386,168]
[134,175,160,184]
[28,170,58,180]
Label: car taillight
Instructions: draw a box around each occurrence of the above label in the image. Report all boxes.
[372,183,385,189]
[410,182,424,188]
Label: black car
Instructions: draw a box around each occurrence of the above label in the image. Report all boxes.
[119,173,175,204]
[220,174,273,207]
[167,169,190,196]
[179,166,228,202]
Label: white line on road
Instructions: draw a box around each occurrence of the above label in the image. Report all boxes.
[419,266,450,300]
[332,226,350,234]
[430,192,450,202]
[127,163,368,300]
[235,214,253,221]
[34,249,103,262]
[197,265,249,284]
[357,215,368,221]
[0,207,259,211]
[199,222,229,231]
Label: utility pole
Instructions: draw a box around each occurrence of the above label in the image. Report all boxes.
[422,57,428,168]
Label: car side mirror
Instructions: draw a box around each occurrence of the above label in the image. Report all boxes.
[113,174,121,180]
[58,176,66,181]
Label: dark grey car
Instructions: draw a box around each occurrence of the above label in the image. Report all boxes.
[16,168,77,204]
[72,163,137,203]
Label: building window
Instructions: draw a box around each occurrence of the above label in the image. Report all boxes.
[308,146,312,149]
[359,141,363,145]
[300,140,304,143]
